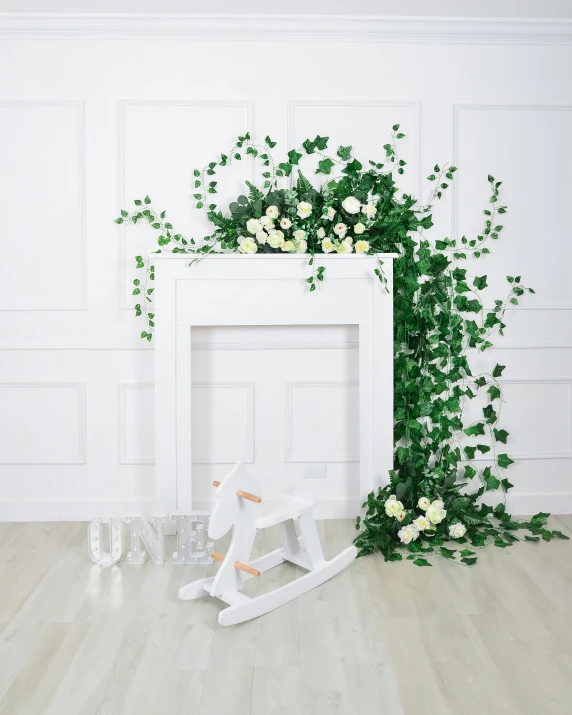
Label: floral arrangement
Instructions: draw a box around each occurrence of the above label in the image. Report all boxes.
[117,128,568,566]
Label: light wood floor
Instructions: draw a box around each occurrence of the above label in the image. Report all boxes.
[0,516,571,715]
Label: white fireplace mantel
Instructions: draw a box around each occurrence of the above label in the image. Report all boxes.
[154,254,396,517]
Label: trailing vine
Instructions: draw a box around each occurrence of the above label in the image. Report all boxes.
[116,129,568,562]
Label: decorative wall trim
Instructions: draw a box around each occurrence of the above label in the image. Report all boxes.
[287,99,422,199]
[0,15,571,45]
[191,381,255,464]
[0,382,86,464]
[117,98,255,309]
[468,377,572,461]
[118,381,255,465]
[118,382,154,465]
[285,380,359,463]
[0,100,87,311]
[451,102,572,251]
[0,498,154,522]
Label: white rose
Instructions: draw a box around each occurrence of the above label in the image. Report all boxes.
[413,515,431,532]
[426,500,447,525]
[343,236,353,246]
[246,218,262,235]
[355,240,370,254]
[333,223,347,237]
[293,229,306,241]
[280,217,292,230]
[353,222,366,235]
[342,196,361,215]
[362,202,377,218]
[323,206,335,221]
[297,201,313,220]
[267,230,285,249]
[449,523,467,539]
[255,231,267,245]
[418,497,430,511]
[281,240,295,252]
[395,510,406,522]
[295,239,307,254]
[316,227,326,239]
[259,216,273,228]
[322,237,334,253]
[335,241,352,254]
[384,496,404,518]
[266,205,279,219]
[238,237,258,254]
[398,525,419,545]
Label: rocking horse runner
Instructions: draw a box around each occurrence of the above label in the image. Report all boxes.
[178,461,357,625]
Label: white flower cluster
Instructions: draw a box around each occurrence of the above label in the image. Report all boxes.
[236,194,378,256]
[383,494,466,546]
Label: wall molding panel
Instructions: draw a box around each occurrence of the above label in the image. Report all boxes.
[285,381,359,463]
[117,99,255,309]
[0,100,87,311]
[0,382,86,464]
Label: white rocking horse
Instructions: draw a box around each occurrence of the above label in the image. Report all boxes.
[178,461,357,626]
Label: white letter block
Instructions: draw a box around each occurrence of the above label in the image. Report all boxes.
[172,513,213,564]
[124,515,167,565]
[88,517,123,565]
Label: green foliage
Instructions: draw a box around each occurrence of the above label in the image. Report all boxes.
[116,128,563,566]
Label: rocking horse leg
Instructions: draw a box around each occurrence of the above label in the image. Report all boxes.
[178,576,214,600]
[298,512,326,568]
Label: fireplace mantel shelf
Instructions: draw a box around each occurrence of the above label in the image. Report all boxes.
[154,252,395,518]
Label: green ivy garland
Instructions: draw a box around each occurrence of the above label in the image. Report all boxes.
[116,129,569,564]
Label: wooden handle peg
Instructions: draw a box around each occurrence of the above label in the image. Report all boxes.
[212,480,221,488]
[211,550,260,577]
[236,489,262,503]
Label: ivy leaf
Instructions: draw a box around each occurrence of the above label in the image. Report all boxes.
[264,135,277,148]
[342,158,363,176]
[413,558,432,567]
[278,162,292,177]
[493,428,509,444]
[337,145,352,161]
[314,135,329,150]
[287,149,302,165]
[473,275,488,290]
[492,364,506,378]
[316,158,335,175]
[387,552,403,562]
[440,547,456,559]
[487,385,501,401]
[497,453,515,469]
[464,423,485,437]
[302,138,316,154]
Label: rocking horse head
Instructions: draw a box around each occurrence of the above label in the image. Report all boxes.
[209,461,263,541]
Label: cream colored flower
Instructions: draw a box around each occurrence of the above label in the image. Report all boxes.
[238,237,258,254]
[323,206,335,221]
[362,202,377,218]
[293,229,306,241]
[246,218,262,235]
[418,497,431,511]
[355,240,370,254]
[413,515,431,532]
[353,222,366,235]
[255,231,267,245]
[384,495,404,518]
[426,499,447,525]
[281,240,295,252]
[297,201,312,219]
[280,217,292,230]
[322,237,335,253]
[342,195,361,214]
[395,510,406,522]
[333,222,347,237]
[398,525,419,545]
[316,227,326,239]
[335,241,352,254]
[259,215,274,228]
[449,523,467,539]
[266,205,279,219]
[267,230,285,249]
[295,239,307,254]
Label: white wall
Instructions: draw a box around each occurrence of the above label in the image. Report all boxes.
[0,14,571,519]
